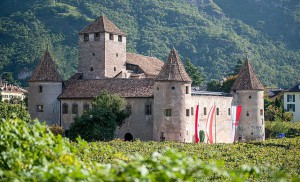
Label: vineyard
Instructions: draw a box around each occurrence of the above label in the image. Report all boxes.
[0,118,300,181]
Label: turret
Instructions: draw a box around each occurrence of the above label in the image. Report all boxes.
[231,58,265,141]
[28,49,62,125]
[153,49,192,142]
[78,16,127,79]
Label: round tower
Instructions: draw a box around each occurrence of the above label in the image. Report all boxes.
[231,58,265,141]
[153,49,192,142]
[28,49,62,126]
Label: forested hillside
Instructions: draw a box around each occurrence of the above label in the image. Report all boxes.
[0,0,299,87]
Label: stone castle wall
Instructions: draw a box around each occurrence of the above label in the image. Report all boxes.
[28,82,62,125]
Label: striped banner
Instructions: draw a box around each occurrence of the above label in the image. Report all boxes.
[206,105,216,144]
[231,105,242,143]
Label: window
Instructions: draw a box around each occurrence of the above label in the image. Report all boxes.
[191,107,194,115]
[287,104,295,112]
[90,67,93,71]
[114,67,116,72]
[186,109,190,116]
[287,94,295,102]
[92,53,95,56]
[109,33,114,40]
[172,87,175,90]
[83,104,90,111]
[165,109,172,117]
[246,111,249,116]
[116,53,118,57]
[186,86,189,94]
[39,85,43,93]
[84,34,89,41]
[260,109,263,116]
[145,104,152,115]
[156,87,159,90]
[298,85,300,90]
[37,105,43,112]
[216,108,219,115]
[228,108,231,115]
[94,33,100,41]
[249,95,252,99]
[118,35,122,42]
[126,105,131,115]
[62,103,68,114]
[72,103,78,114]
[204,107,207,115]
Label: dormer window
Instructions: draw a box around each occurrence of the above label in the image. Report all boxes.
[109,33,114,40]
[84,34,89,41]
[118,35,122,42]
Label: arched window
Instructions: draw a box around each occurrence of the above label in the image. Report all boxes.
[83,103,90,111]
[124,133,133,141]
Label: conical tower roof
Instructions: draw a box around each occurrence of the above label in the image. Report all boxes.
[79,16,125,36]
[29,49,62,82]
[231,59,264,91]
[156,49,191,82]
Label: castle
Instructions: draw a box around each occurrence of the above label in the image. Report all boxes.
[28,16,265,143]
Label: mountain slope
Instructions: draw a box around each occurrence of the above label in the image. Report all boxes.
[0,0,299,87]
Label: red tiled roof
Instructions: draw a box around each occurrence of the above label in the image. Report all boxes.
[29,50,62,82]
[59,78,154,99]
[126,53,164,76]
[155,49,191,82]
[79,16,125,36]
[231,59,264,90]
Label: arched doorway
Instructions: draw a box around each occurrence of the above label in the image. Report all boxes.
[124,133,133,141]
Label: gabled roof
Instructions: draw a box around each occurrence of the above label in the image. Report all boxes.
[126,53,164,76]
[284,82,300,92]
[155,49,191,82]
[59,78,154,99]
[29,50,62,82]
[231,59,264,91]
[79,16,125,36]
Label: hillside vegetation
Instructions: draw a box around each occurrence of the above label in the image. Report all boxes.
[0,0,299,87]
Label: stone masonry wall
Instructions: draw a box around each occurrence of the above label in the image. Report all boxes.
[28,82,62,125]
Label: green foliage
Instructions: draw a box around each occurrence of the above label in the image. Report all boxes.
[0,0,300,87]
[1,72,18,85]
[206,75,236,93]
[0,117,299,181]
[68,90,129,141]
[0,102,30,122]
[49,124,64,136]
[265,105,282,121]
[265,121,300,138]
[184,58,205,86]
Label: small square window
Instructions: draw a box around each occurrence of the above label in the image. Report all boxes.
[186,109,190,116]
[287,94,295,102]
[109,33,114,40]
[118,35,122,42]
[145,104,152,115]
[84,34,89,41]
[260,109,263,116]
[165,109,172,117]
[287,104,295,112]
[94,33,100,41]
[39,86,43,93]
[37,105,43,112]
[172,87,175,90]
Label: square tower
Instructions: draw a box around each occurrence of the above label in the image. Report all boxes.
[78,16,127,79]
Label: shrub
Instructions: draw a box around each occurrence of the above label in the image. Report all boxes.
[49,124,64,136]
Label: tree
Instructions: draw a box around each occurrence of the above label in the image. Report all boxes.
[220,75,237,93]
[0,102,30,122]
[231,59,243,76]
[68,90,129,141]
[1,72,18,85]
[207,80,222,92]
[184,58,205,86]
